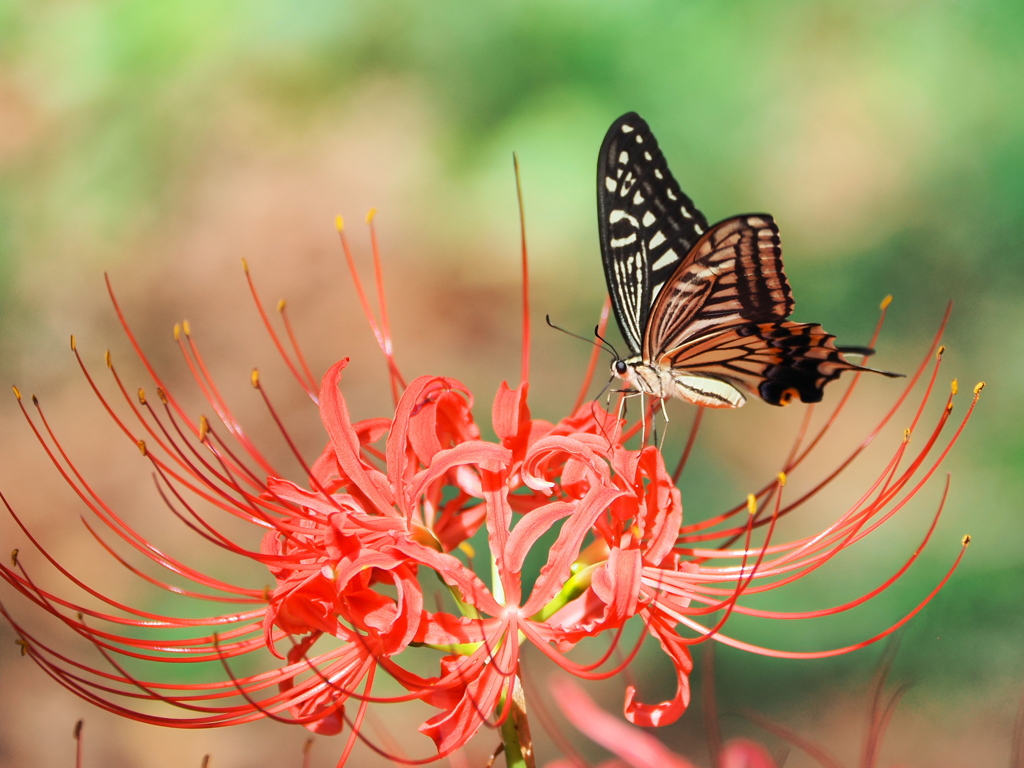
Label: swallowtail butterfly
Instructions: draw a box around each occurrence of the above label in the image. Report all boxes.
[598,112,898,408]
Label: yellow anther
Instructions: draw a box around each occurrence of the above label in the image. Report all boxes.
[199,415,210,442]
[777,471,787,487]
[138,388,147,405]
[747,493,757,515]
[11,385,20,401]
[156,387,168,404]
[16,639,28,656]
[173,324,181,342]
[962,534,971,547]
[10,549,18,566]
[366,207,377,224]
[458,541,476,558]
[241,257,249,274]
[251,368,260,388]
[946,401,954,413]
[70,334,76,351]
[137,440,147,456]
[105,350,112,368]
[903,428,911,443]
[334,214,344,232]
[973,381,985,395]
[880,294,893,311]
[951,379,958,395]
[182,320,191,337]
[277,299,286,313]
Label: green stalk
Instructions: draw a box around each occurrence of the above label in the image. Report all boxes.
[500,677,534,768]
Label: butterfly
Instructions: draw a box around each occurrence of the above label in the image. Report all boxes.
[597,112,899,409]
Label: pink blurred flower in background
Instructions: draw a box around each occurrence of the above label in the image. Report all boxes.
[0,211,980,766]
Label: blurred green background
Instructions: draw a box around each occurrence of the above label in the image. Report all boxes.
[0,1,1021,766]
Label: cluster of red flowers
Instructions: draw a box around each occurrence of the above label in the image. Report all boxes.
[0,214,979,766]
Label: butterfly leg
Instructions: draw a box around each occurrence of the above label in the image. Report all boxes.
[610,388,637,417]
[657,397,671,451]
[612,388,651,444]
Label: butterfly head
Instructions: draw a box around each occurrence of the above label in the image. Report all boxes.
[609,355,665,399]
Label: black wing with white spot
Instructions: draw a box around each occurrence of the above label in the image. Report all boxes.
[597,112,710,355]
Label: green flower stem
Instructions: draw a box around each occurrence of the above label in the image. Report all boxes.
[500,677,535,768]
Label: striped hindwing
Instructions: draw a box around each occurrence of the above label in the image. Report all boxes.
[643,215,793,360]
[597,112,710,356]
[660,322,873,406]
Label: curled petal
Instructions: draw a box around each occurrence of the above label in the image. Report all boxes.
[264,571,344,654]
[522,434,612,494]
[318,359,395,513]
[506,501,575,573]
[551,678,700,768]
[420,637,516,754]
[492,381,532,444]
[523,485,625,616]
[280,657,347,736]
[408,441,512,503]
[624,614,694,727]
[590,546,643,625]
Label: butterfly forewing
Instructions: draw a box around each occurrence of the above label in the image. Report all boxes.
[643,215,793,360]
[597,112,710,355]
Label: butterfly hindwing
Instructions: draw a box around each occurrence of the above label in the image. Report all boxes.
[660,322,865,406]
[643,215,793,360]
[597,112,710,355]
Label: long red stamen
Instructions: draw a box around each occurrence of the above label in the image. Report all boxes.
[513,154,531,386]
[334,216,406,399]
[241,259,319,399]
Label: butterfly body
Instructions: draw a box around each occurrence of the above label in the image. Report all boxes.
[613,354,748,408]
[598,113,898,408]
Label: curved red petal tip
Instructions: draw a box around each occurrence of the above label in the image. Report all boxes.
[550,677,699,768]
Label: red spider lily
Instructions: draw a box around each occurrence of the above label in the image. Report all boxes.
[0,206,980,767]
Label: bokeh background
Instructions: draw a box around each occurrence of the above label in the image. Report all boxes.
[1,2,1022,766]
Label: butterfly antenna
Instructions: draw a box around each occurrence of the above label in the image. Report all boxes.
[545,315,619,358]
[592,326,622,360]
